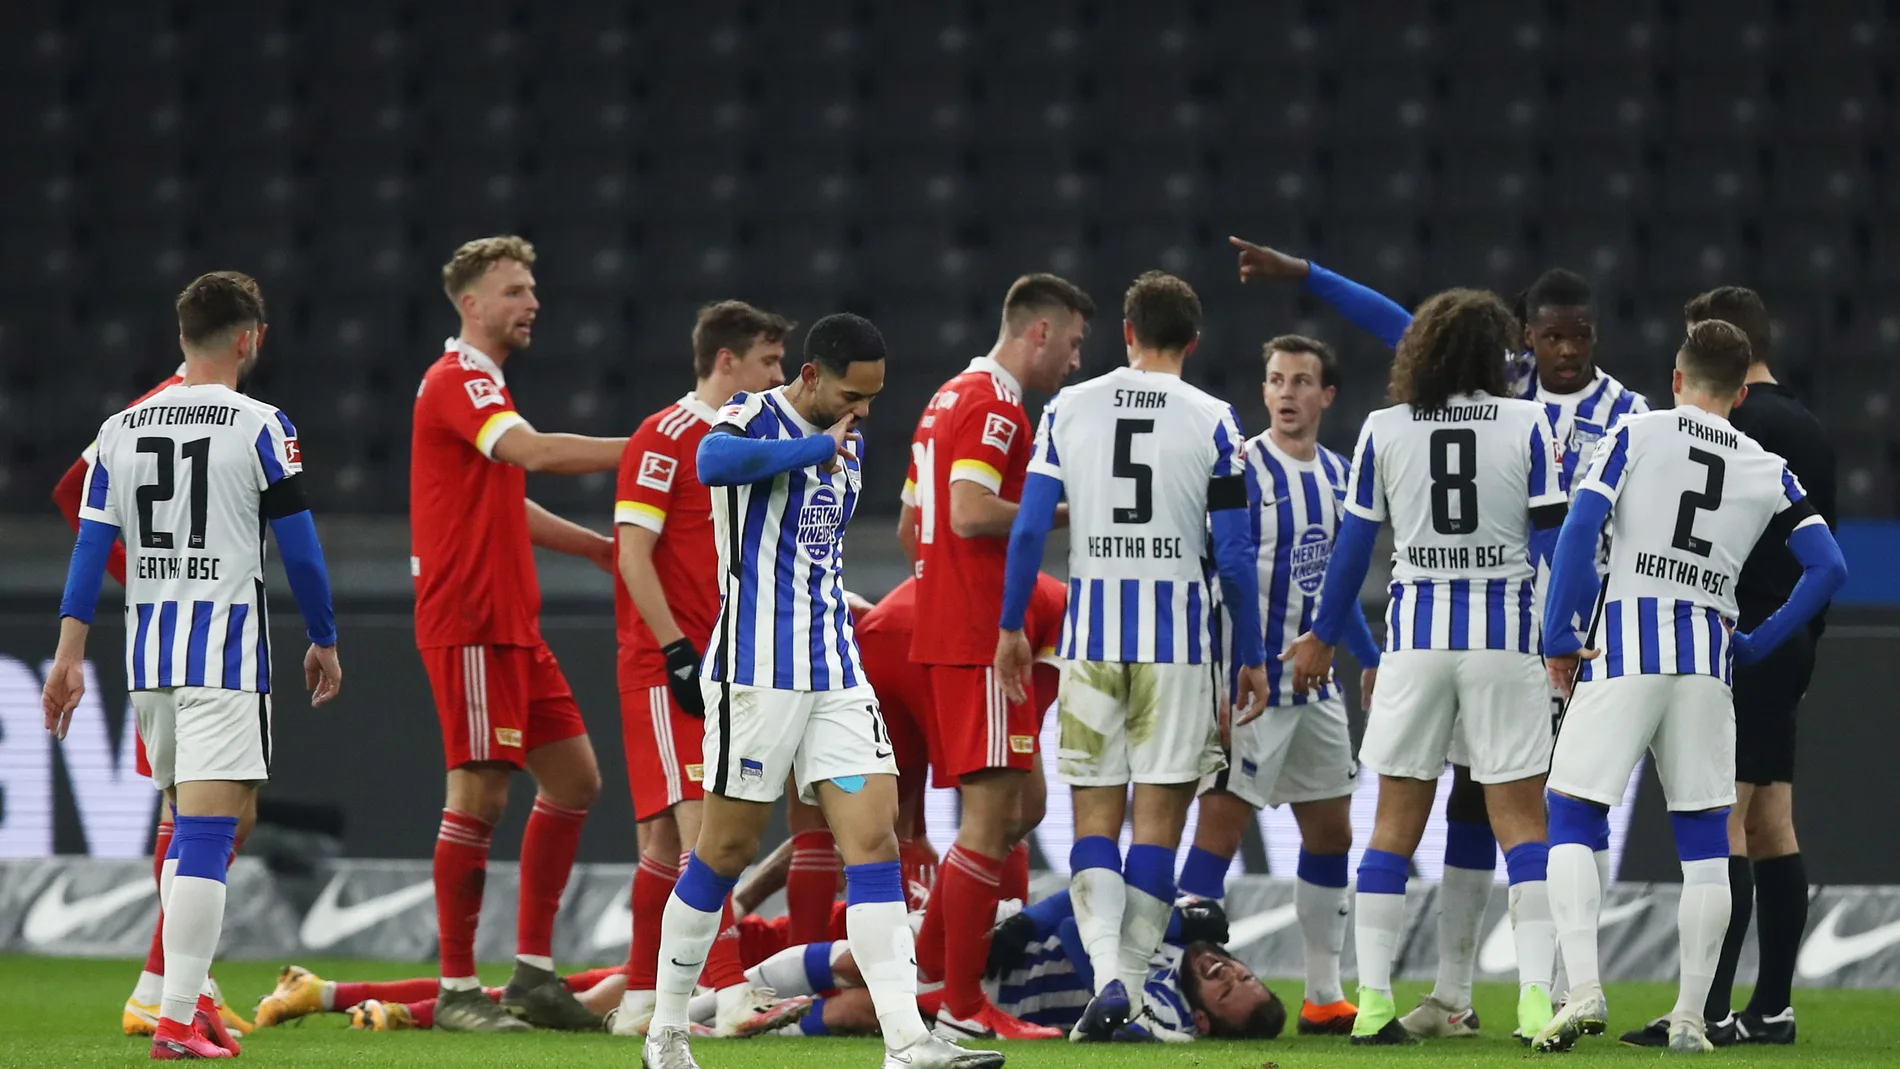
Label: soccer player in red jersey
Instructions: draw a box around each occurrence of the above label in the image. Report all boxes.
[611,300,805,1037]
[411,236,627,1032]
[54,357,256,1040]
[898,274,1095,1041]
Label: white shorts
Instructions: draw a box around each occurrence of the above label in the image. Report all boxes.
[131,687,272,789]
[1360,649,1550,784]
[1211,696,1358,808]
[1447,684,1565,767]
[700,681,898,805]
[1055,660,1223,787]
[1549,673,1735,811]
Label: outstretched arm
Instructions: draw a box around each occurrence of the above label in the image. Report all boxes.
[697,430,839,486]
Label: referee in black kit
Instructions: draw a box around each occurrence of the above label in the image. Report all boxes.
[1623,287,1838,1048]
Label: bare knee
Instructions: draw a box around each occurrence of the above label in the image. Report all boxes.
[538,766,601,811]
[638,812,682,863]
[447,765,512,825]
[1192,791,1253,857]
[1293,797,1353,856]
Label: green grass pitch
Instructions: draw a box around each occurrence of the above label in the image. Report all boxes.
[4,956,1899,1066]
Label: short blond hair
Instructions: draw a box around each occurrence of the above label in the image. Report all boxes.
[442,235,536,300]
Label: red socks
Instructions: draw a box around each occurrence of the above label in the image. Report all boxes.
[517,797,587,961]
[562,966,621,992]
[625,854,680,989]
[434,810,493,979]
[787,830,840,944]
[1001,841,1030,904]
[703,897,747,990]
[938,845,1005,1018]
[915,864,948,983]
[333,978,442,1007]
[144,821,174,976]
[405,999,436,1029]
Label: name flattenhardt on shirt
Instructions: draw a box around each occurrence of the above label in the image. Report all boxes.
[119,404,242,429]
[1087,535,1185,559]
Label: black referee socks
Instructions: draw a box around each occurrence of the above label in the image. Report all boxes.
[1704,855,1755,1021]
[1747,853,1809,1016]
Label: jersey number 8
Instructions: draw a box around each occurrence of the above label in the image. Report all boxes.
[1428,429,1478,535]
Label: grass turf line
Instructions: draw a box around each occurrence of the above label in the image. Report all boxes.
[3,956,1898,1066]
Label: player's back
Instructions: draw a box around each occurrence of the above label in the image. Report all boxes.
[409,344,540,648]
[1351,392,1563,652]
[1581,407,1810,682]
[87,383,296,691]
[1034,366,1244,663]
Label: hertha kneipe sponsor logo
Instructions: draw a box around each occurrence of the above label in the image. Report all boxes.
[1292,526,1331,595]
[797,486,843,561]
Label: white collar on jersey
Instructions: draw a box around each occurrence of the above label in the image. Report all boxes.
[764,385,822,434]
[446,337,506,386]
[1254,429,1324,471]
[1535,366,1614,408]
[674,393,720,424]
[966,354,1023,398]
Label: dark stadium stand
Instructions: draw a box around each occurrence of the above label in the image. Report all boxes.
[0,0,1894,516]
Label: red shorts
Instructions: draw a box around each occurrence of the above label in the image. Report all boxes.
[136,732,152,780]
[923,664,1039,787]
[420,642,588,770]
[618,676,706,821]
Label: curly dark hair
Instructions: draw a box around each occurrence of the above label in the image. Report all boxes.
[1389,288,1516,410]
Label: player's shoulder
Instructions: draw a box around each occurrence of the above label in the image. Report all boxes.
[227,389,296,431]
[640,395,714,442]
[714,388,771,427]
[1494,394,1550,422]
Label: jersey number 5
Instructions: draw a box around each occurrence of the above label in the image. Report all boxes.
[1428,429,1479,535]
[1671,448,1726,557]
[136,436,210,550]
[1113,418,1154,524]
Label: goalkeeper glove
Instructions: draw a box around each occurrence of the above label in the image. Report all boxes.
[662,638,705,717]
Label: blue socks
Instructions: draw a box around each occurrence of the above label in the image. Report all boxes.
[1357,848,1409,895]
[676,852,739,913]
[1123,843,1175,903]
[1547,791,1611,849]
[1445,819,1499,871]
[1504,841,1550,887]
[1178,845,1230,900]
[1070,835,1120,874]
[844,860,905,905]
[1670,809,1731,863]
[171,816,237,880]
[1298,848,1349,888]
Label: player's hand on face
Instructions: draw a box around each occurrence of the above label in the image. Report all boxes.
[1282,631,1334,695]
[305,643,342,706]
[40,657,85,739]
[994,629,1033,705]
[1228,236,1310,283]
[1360,667,1378,710]
[1232,664,1269,728]
[822,414,859,474]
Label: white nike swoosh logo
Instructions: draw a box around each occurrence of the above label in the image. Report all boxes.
[1224,904,1299,949]
[299,875,437,950]
[1796,903,1900,979]
[591,886,634,952]
[1479,894,1650,974]
[22,874,155,945]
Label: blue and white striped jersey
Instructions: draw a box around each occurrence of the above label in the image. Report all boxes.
[78,384,301,693]
[1529,368,1649,491]
[992,933,1192,1034]
[1243,433,1353,706]
[1027,366,1247,664]
[1345,392,1566,653]
[1574,406,1820,685]
[703,387,865,691]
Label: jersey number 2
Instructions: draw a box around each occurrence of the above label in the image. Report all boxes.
[1113,419,1154,524]
[136,436,210,550]
[1428,429,1479,534]
[1671,448,1726,557]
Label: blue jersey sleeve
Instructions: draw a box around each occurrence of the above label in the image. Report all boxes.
[1542,488,1612,657]
[1311,512,1379,647]
[1304,263,1413,349]
[1000,472,1061,630]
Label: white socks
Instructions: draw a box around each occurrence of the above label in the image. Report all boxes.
[846,899,927,1050]
[1070,866,1127,996]
[1353,891,1407,996]
[1296,878,1349,1005]
[1119,886,1170,1016]
[1431,865,1492,1008]
[132,971,164,1005]
[745,942,846,998]
[650,893,723,1031]
[1548,843,1603,992]
[1674,858,1731,1021]
[159,875,225,1026]
[1510,879,1556,994]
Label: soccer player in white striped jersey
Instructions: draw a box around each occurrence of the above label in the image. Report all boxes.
[996,272,1269,1042]
[1178,334,1380,1038]
[644,314,1001,1069]
[1532,321,1846,1054]
[1285,289,1568,1045]
[42,272,342,1060]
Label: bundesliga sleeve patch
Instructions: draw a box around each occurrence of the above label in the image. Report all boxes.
[283,437,302,468]
[636,450,678,492]
[981,411,1019,452]
[464,377,505,409]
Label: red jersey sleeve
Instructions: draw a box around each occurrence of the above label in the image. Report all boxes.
[613,421,685,535]
[945,395,1031,495]
[1027,572,1069,664]
[422,362,527,460]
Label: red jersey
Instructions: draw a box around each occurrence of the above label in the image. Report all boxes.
[52,368,184,586]
[863,574,1068,701]
[613,394,722,681]
[409,339,541,648]
[905,357,1033,665]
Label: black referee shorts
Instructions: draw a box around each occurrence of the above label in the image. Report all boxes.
[1732,626,1816,786]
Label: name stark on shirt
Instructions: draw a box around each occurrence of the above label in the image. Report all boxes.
[1113,389,1169,409]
